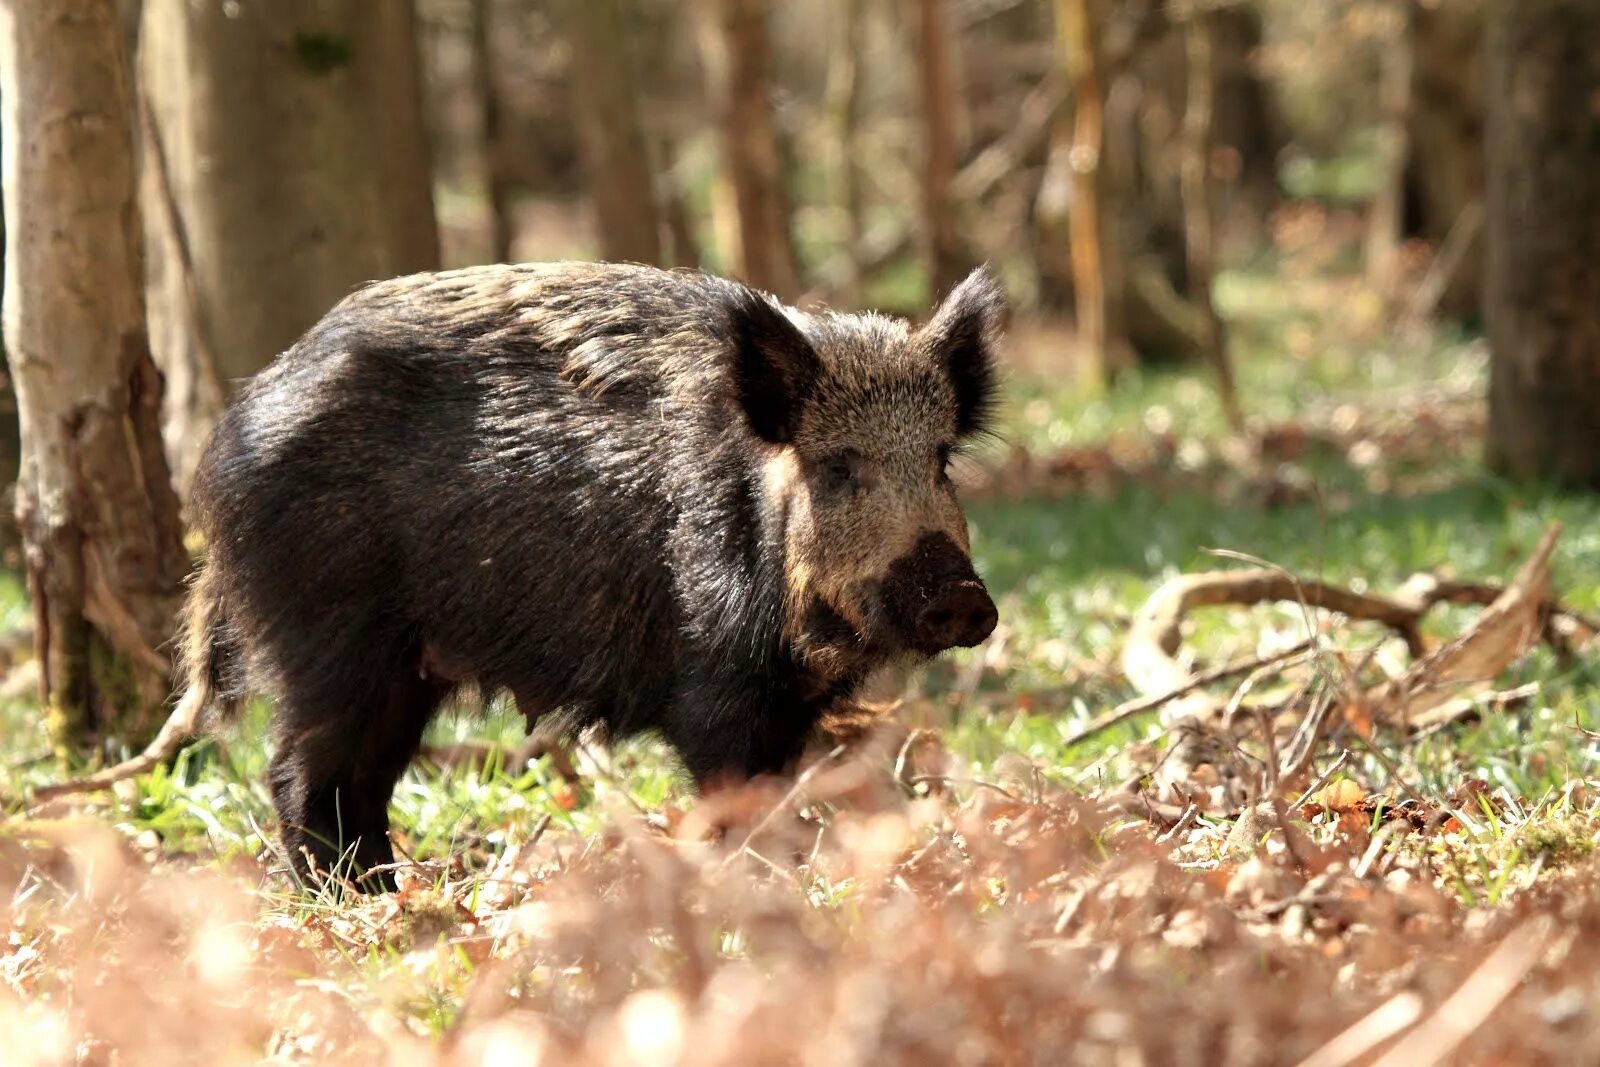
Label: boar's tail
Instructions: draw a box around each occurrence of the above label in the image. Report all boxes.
[176,558,247,727]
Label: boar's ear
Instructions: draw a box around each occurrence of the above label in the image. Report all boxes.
[919,267,1005,438]
[727,286,819,444]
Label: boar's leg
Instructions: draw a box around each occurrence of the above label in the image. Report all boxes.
[660,670,818,788]
[269,673,449,892]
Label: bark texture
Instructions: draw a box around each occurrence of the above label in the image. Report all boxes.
[139,0,440,494]
[1484,0,1600,488]
[563,0,662,265]
[0,0,188,757]
[469,0,514,262]
[912,0,971,298]
[699,0,800,300]
[1054,0,1133,380]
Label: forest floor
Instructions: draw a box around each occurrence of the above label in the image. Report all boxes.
[2,247,1599,1064]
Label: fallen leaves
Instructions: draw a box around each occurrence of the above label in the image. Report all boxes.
[6,748,1600,1065]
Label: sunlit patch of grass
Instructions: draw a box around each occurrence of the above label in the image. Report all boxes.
[991,264,1488,458]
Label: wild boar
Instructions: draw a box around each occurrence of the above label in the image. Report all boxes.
[179,261,1003,886]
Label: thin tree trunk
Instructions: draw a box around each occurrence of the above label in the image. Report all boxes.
[364,0,440,275]
[0,0,188,759]
[139,0,440,496]
[469,0,514,262]
[1405,0,1484,320]
[911,0,969,298]
[0,127,19,572]
[1055,0,1132,382]
[1365,0,1413,298]
[698,0,800,300]
[826,0,866,305]
[1484,0,1600,488]
[1179,3,1243,431]
[657,136,703,269]
[563,0,662,265]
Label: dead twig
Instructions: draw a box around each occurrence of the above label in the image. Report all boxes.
[1277,686,1338,788]
[1060,639,1314,751]
[1370,525,1559,724]
[1298,750,1353,806]
[1123,569,1427,705]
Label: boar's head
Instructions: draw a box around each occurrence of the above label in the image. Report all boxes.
[729,268,1004,681]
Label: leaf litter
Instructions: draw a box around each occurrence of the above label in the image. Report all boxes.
[3,502,1598,1063]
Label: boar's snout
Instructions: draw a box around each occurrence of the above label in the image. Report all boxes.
[916,580,998,652]
[884,532,998,654]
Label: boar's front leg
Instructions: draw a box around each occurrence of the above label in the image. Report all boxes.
[660,667,816,788]
[269,673,448,891]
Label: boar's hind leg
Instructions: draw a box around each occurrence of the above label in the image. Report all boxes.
[270,673,449,892]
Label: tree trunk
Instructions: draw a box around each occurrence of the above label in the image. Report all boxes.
[826,0,867,305]
[0,0,188,760]
[698,0,800,300]
[139,0,441,496]
[563,0,662,265]
[1404,0,1485,321]
[1179,4,1243,431]
[1484,0,1600,488]
[364,1,441,274]
[1365,0,1413,298]
[911,0,971,298]
[1054,0,1133,382]
[469,0,514,262]
[0,131,20,572]
[1209,3,1283,235]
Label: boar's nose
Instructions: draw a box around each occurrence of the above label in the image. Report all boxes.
[915,580,998,652]
[884,531,998,654]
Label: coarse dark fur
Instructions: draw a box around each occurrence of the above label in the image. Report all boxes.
[181,261,1004,887]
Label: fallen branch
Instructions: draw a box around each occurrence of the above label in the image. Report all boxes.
[1123,570,1428,705]
[30,685,206,801]
[1120,524,1570,731]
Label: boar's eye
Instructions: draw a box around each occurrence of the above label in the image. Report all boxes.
[823,449,862,491]
[936,444,953,481]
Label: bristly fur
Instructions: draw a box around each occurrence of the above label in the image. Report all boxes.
[180,261,1004,887]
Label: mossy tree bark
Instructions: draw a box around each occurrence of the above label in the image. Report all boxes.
[0,0,188,761]
[1484,0,1600,487]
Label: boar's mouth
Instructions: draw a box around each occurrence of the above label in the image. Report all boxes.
[880,532,999,656]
